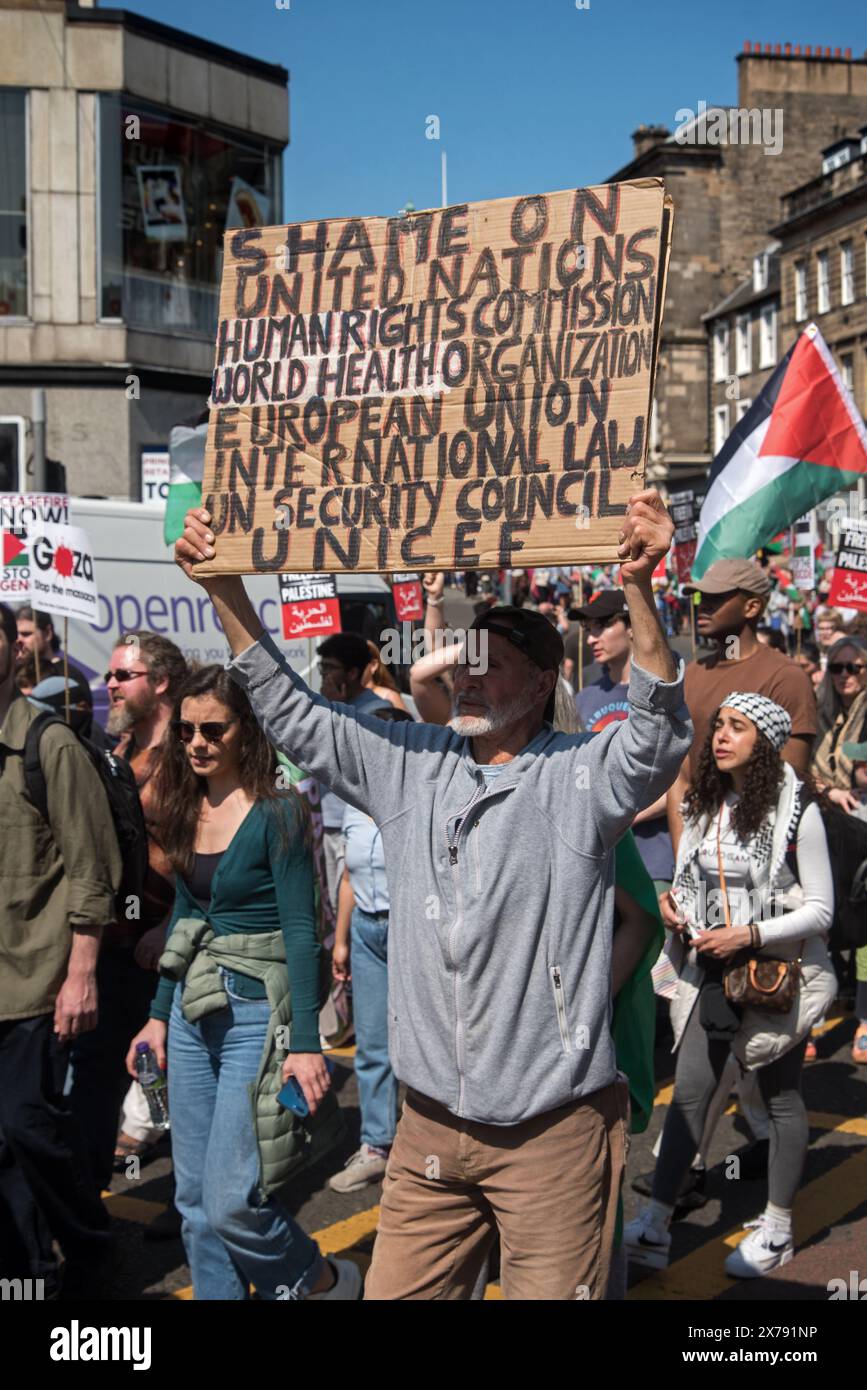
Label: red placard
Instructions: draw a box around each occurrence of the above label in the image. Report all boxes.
[279,573,342,639]
[826,524,867,613]
[673,538,696,584]
[391,572,424,621]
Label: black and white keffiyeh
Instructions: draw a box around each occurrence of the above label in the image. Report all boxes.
[719,691,792,752]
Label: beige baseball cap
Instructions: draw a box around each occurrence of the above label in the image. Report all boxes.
[682,558,771,597]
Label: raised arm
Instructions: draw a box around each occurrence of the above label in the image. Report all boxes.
[176,507,263,656]
[570,491,691,850]
[175,508,454,816]
[618,490,677,685]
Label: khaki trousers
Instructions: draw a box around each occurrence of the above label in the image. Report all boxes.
[364,1080,629,1300]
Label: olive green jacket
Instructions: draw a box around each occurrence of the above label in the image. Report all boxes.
[159,917,345,1203]
[0,692,121,1020]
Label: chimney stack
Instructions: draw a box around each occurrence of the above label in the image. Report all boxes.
[631,124,671,159]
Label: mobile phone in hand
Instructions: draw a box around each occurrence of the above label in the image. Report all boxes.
[277,1059,335,1117]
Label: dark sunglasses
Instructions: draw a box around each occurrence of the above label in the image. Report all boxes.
[828,661,866,676]
[104,667,149,683]
[171,719,238,744]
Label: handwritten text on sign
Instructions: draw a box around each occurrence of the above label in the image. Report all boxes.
[196,182,670,577]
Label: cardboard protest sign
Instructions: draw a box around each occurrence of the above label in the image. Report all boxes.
[0,493,69,600]
[669,489,697,584]
[278,572,341,639]
[28,522,99,624]
[827,521,867,612]
[391,571,424,621]
[195,181,672,578]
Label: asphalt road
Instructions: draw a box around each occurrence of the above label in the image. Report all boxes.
[95,598,865,1302]
[99,998,866,1302]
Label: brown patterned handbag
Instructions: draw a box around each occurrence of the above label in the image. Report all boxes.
[714,803,803,1014]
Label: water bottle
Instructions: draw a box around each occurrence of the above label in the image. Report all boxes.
[134,1043,170,1130]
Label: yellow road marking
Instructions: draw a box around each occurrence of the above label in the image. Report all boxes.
[104,1194,166,1225]
[629,1138,867,1301]
[311,1205,380,1254]
[808,1113,867,1137]
[811,1014,846,1038]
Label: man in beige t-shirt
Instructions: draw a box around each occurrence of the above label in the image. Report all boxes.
[666,558,817,864]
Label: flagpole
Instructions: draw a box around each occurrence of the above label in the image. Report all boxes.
[690,593,696,658]
[578,573,584,692]
[63,618,70,724]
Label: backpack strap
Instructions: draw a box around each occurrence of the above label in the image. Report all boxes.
[22,710,65,823]
[782,780,810,885]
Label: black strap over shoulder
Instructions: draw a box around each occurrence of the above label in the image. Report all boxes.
[22,709,64,822]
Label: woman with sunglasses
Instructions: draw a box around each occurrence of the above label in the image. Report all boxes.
[625,693,835,1279]
[812,635,867,813]
[126,666,358,1301]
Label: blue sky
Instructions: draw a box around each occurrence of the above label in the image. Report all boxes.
[132,0,866,223]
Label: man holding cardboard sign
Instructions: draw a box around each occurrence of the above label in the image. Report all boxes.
[174,488,690,1299]
[193,181,671,582]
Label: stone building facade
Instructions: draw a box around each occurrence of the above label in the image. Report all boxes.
[0,0,288,498]
[607,43,867,490]
[773,138,867,413]
[704,136,867,468]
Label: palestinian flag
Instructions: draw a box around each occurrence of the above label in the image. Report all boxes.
[693,324,867,580]
[2,528,28,567]
[163,410,209,545]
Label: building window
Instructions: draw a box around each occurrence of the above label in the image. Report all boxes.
[817,250,830,314]
[794,262,808,321]
[98,95,282,336]
[735,314,752,375]
[0,90,28,319]
[840,353,854,394]
[758,305,777,368]
[753,253,768,293]
[712,323,729,382]
[736,399,752,422]
[713,403,730,454]
[840,241,855,307]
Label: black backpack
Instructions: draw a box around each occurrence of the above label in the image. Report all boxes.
[23,711,149,927]
[781,788,867,950]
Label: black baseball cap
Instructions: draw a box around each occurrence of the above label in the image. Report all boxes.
[470,605,564,672]
[569,589,629,623]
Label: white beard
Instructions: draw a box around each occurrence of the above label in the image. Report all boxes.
[449,687,537,738]
[106,701,138,735]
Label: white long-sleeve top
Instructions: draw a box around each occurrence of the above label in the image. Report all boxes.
[696,795,833,947]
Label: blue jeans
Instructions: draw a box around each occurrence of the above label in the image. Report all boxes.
[168,979,326,1300]
[351,907,398,1150]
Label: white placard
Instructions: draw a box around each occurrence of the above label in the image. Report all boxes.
[0,492,69,602]
[141,451,170,504]
[28,522,99,624]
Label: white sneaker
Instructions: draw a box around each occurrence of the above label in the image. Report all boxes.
[328,1144,388,1194]
[306,1257,363,1301]
[623,1208,672,1270]
[724,1216,793,1279]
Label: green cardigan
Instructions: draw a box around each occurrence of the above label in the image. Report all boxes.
[150,798,321,1052]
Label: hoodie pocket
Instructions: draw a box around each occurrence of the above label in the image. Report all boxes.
[550,965,572,1056]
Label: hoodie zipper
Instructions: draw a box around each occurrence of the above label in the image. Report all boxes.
[550,965,572,1055]
[446,783,487,1116]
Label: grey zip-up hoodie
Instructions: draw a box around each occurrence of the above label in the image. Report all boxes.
[230,633,692,1126]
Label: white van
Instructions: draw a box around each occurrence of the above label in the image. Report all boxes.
[65,499,399,705]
